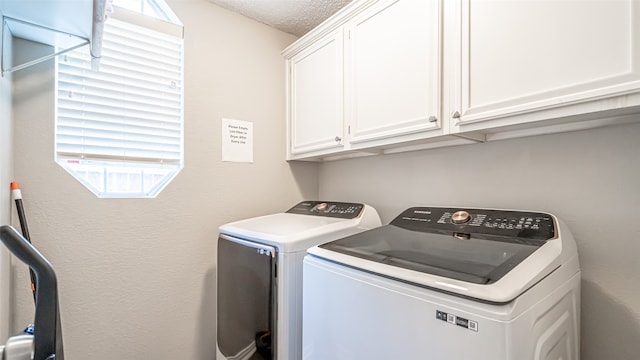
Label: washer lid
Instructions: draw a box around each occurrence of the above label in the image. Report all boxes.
[319,224,544,285]
[311,207,566,303]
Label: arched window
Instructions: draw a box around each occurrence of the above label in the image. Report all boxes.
[55,0,184,198]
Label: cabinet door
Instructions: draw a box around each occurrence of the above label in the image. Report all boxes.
[454,0,640,130]
[347,0,441,145]
[289,29,344,156]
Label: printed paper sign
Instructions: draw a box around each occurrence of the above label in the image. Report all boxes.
[222,118,254,163]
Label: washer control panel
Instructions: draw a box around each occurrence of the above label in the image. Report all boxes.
[286,201,364,219]
[392,207,556,241]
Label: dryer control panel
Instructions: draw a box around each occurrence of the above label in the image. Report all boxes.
[287,201,364,219]
[392,207,556,241]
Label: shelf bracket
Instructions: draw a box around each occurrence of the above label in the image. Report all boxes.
[1,15,90,77]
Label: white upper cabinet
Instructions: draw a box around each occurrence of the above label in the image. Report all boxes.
[284,0,640,160]
[288,29,345,155]
[450,0,640,137]
[347,0,441,146]
[284,0,454,160]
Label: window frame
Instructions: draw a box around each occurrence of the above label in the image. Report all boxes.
[54,2,184,199]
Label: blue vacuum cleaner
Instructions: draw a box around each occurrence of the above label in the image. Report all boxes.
[0,225,64,360]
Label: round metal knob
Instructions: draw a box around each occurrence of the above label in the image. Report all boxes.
[451,210,471,224]
[315,202,328,211]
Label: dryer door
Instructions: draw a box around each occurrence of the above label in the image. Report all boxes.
[217,234,277,360]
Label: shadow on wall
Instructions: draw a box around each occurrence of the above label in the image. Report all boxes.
[581,279,640,360]
[288,161,320,201]
[195,267,217,360]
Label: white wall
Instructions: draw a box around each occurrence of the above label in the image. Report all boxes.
[10,1,317,359]
[0,20,13,343]
[319,121,640,360]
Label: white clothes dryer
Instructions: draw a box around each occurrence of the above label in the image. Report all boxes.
[216,201,381,360]
[303,206,581,360]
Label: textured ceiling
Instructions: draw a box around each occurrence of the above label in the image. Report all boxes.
[208,0,353,37]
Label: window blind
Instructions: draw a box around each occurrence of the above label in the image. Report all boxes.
[56,18,183,166]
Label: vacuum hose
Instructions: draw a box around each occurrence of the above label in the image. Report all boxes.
[0,226,63,360]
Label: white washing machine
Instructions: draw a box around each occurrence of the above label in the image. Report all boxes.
[216,201,381,360]
[303,206,581,360]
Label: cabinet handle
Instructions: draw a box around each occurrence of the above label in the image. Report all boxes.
[428,116,438,123]
[452,111,461,119]
[334,136,342,142]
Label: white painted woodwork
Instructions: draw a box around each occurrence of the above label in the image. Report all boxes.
[284,0,452,160]
[285,0,640,160]
[0,0,93,42]
[289,28,345,155]
[347,0,441,144]
[452,0,640,131]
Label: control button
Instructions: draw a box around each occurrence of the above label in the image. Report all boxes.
[451,210,471,224]
[468,320,478,332]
